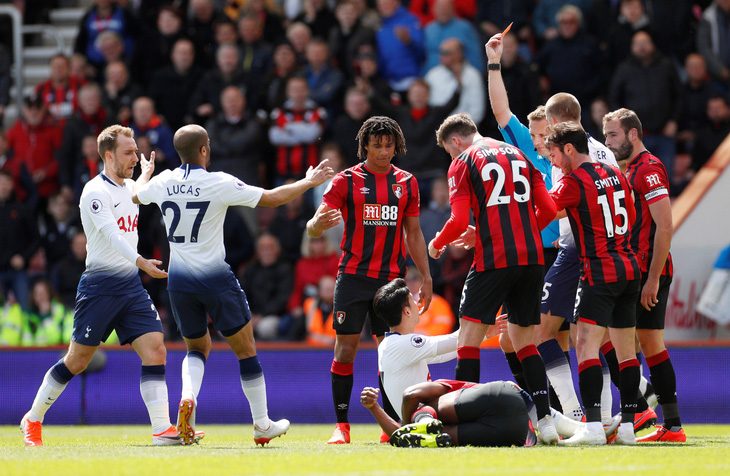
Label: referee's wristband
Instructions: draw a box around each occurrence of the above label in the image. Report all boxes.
[487,62,501,71]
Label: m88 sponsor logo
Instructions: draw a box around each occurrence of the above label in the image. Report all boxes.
[363,204,398,226]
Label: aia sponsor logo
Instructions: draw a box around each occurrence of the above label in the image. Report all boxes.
[117,214,139,232]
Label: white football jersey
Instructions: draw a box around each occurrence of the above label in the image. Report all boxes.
[552,135,617,248]
[78,173,141,294]
[378,331,457,419]
[136,164,264,292]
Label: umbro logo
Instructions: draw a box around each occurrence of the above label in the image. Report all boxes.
[360,187,370,194]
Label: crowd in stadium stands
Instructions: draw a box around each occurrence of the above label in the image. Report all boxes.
[1,0,730,345]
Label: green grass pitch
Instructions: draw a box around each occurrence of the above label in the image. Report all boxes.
[2,424,729,475]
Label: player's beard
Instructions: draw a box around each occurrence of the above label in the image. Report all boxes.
[610,139,634,163]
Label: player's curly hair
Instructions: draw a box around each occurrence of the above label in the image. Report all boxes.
[356,116,407,159]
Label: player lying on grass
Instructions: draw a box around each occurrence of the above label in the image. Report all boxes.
[366,278,619,446]
[361,379,600,447]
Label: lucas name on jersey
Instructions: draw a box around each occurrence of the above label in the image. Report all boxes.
[166,184,201,197]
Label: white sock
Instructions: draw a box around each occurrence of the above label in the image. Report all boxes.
[28,365,71,423]
[600,366,613,423]
[639,375,649,395]
[140,367,171,434]
[181,353,206,427]
[241,374,270,429]
[546,365,584,421]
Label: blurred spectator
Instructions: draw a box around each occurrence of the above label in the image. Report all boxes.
[584,96,610,143]
[38,192,81,271]
[678,53,721,147]
[425,37,485,124]
[303,275,336,345]
[406,266,455,336]
[476,0,533,42]
[328,0,376,79]
[376,0,426,93]
[287,234,339,318]
[268,76,326,183]
[330,88,372,166]
[149,38,203,130]
[441,243,472,317]
[74,0,138,72]
[71,135,103,202]
[371,79,458,201]
[585,0,622,49]
[671,142,695,198]
[130,97,177,166]
[268,179,315,263]
[0,283,26,346]
[25,278,73,346]
[0,131,37,206]
[643,0,698,66]
[605,0,654,69]
[303,38,345,113]
[6,96,63,200]
[69,53,96,82]
[102,61,142,126]
[351,0,382,31]
[0,170,41,309]
[693,94,730,170]
[535,5,606,109]
[294,0,337,36]
[287,22,313,65]
[131,5,186,88]
[96,30,130,79]
[697,0,730,87]
[186,0,226,71]
[492,32,541,127]
[223,207,255,274]
[240,233,293,340]
[34,54,86,126]
[214,17,239,48]
[409,0,476,25]
[419,176,450,293]
[242,0,286,44]
[189,43,249,124]
[59,83,111,194]
[260,42,302,112]
[609,30,683,180]
[423,0,484,73]
[350,49,395,104]
[207,85,264,197]
[237,13,274,97]
[532,0,594,41]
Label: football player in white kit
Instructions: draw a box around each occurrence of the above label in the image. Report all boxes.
[134,124,334,446]
[21,125,181,447]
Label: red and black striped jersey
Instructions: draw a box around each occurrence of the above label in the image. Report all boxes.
[447,137,546,272]
[551,162,640,285]
[34,76,86,124]
[323,163,420,281]
[270,102,326,179]
[625,151,673,277]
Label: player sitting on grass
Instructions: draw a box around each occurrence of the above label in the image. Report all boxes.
[364,278,615,446]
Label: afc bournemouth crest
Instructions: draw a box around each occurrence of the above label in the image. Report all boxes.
[392,184,403,199]
[336,311,346,325]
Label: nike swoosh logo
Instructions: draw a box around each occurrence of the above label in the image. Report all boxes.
[114,202,121,207]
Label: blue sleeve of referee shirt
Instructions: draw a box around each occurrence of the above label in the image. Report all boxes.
[499,114,560,247]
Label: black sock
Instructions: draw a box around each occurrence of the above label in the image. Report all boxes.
[648,351,682,429]
[504,351,528,389]
[517,346,550,419]
[379,373,399,422]
[456,346,480,382]
[564,351,571,367]
[331,360,353,424]
[578,359,603,422]
[601,343,620,387]
[619,359,640,424]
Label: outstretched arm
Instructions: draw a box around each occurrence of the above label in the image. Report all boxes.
[258,160,334,207]
[361,387,401,436]
[403,215,432,313]
[132,152,155,204]
[485,34,512,129]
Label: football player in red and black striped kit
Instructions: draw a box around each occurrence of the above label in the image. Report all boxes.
[547,122,642,445]
[603,108,685,442]
[307,116,433,444]
[427,113,559,444]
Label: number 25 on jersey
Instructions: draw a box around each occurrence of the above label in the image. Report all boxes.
[481,161,531,206]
